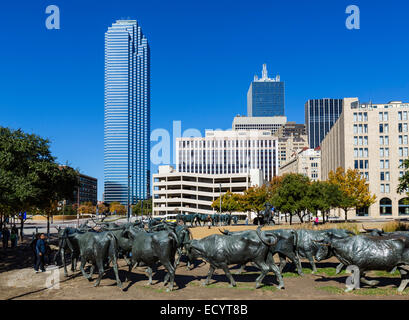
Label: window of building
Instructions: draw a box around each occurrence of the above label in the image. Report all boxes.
[380,148,384,157]
[363,112,368,121]
[380,184,385,193]
[385,148,389,157]
[380,136,384,145]
[380,198,392,215]
[354,148,358,158]
[379,112,383,121]
[399,198,409,215]
[384,112,388,121]
[380,160,384,169]
[353,113,357,122]
[356,206,369,216]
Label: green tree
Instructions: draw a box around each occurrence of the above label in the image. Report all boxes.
[270,173,310,225]
[211,191,241,214]
[328,167,376,222]
[306,181,343,223]
[398,158,409,197]
[0,127,79,238]
[132,198,152,216]
[240,185,272,220]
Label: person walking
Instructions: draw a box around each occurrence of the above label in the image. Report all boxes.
[11,225,18,248]
[30,234,40,268]
[207,216,212,229]
[35,233,47,273]
[2,226,10,251]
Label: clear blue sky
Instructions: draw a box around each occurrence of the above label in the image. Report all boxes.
[1,0,408,201]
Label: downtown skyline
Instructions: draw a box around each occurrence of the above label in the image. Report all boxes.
[1,1,409,201]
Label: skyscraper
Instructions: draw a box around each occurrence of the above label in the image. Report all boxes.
[247,64,284,117]
[305,98,343,149]
[104,20,150,205]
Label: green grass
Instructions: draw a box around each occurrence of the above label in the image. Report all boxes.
[316,285,409,296]
[372,270,401,278]
[282,267,346,278]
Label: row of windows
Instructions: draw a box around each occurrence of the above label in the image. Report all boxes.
[179,140,273,148]
[353,112,368,122]
[353,124,368,134]
[354,148,368,158]
[379,112,389,122]
[353,136,368,146]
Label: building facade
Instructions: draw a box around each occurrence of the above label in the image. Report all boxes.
[59,167,98,206]
[232,115,287,135]
[104,20,150,205]
[152,165,263,216]
[247,64,284,117]
[279,147,321,181]
[274,122,309,167]
[305,98,343,149]
[175,130,279,183]
[321,98,409,218]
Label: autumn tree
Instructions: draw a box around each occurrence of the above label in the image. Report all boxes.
[328,167,376,222]
[78,201,96,215]
[97,203,108,215]
[109,202,126,215]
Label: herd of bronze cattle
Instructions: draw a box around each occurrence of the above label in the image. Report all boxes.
[54,218,409,293]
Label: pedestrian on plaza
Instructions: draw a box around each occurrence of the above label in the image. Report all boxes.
[313,216,319,227]
[207,216,212,229]
[30,233,40,268]
[2,226,10,251]
[11,225,18,247]
[245,216,249,225]
[35,233,47,273]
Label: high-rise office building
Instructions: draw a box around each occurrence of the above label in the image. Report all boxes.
[247,64,284,117]
[321,98,409,218]
[305,98,343,149]
[104,20,150,205]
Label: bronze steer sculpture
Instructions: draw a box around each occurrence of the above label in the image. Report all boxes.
[220,228,303,276]
[123,225,179,292]
[315,234,409,292]
[293,229,355,274]
[149,222,193,269]
[185,227,285,289]
[62,228,122,288]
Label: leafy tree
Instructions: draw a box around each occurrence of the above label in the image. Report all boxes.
[328,167,376,222]
[240,185,272,220]
[211,191,241,214]
[109,202,126,215]
[0,127,79,238]
[397,158,409,197]
[306,181,343,223]
[97,203,109,215]
[270,173,310,225]
[78,201,96,215]
[132,198,152,216]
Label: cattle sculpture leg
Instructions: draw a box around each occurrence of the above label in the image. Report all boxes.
[80,257,93,281]
[203,265,216,286]
[397,266,409,292]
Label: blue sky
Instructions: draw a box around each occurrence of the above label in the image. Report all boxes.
[1,0,409,200]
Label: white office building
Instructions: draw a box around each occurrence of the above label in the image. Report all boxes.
[232,115,287,135]
[176,130,279,183]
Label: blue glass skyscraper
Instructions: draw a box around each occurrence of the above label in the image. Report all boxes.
[247,64,284,117]
[104,20,150,205]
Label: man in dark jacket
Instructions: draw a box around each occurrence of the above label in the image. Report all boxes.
[35,233,47,272]
[30,234,40,268]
